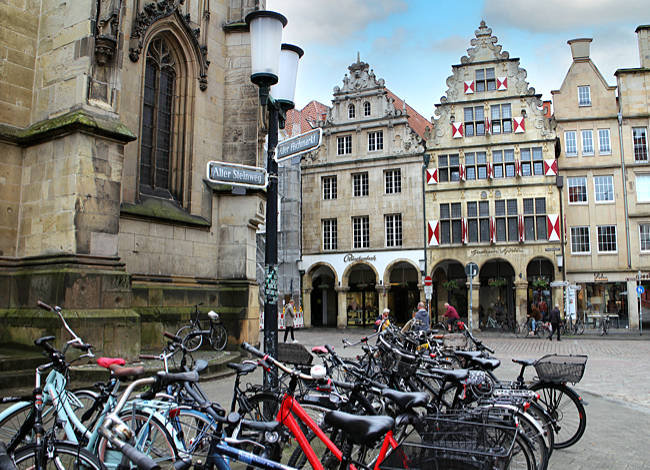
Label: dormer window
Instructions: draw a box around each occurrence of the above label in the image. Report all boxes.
[348,104,356,119]
[364,101,371,116]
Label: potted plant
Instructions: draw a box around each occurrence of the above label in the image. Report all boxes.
[488,278,507,288]
[442,279,459,291]
[532,278,549,290]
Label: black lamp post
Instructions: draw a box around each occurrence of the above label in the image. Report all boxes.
[246,10,303,389]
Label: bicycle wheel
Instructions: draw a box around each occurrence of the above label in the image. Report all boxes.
[97,410,178,469]
[177,325,202,352]
[173,407,218,463]
[209,324,228,351]
[506,433,537,470]
[529,382,587,449]
[575,320,585,335]
[515,322,529,338]
[13,441,106,470]
[527,401,555,458]
[70,388,102,426]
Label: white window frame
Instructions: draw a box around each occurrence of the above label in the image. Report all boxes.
[594,175,614,203]
[322,175,337,200]
[597,225,617,253]
[578,85,591,106]
[385,213,402,247]
[352,216,369,249]
[633,127,648,162]
[385,169,401,194]
[352,172,368,197]
[368,131,383,152]
[570,226,591,254]
[337,135,352,155]
[598,129,611,155]
[637,174,650,202]
[640,224,650,252]
[322,218,337,251]
[564,131,577,156]
[581,129,594,156]
[568,176,588,205]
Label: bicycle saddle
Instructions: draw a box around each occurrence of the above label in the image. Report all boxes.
[428,367,470,382]
[227,362,256,375]
[454,350,484,360]
[381,388,429,411]
[323,410,394,446]
[97,357,126,368]
[208,310,220,321]
[512,358,536,367]
[472,357,501,371]
[311,346,328,355]
[157,370,199,385]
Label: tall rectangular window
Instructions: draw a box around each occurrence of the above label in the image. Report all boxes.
[581,130,594,156]
[385,214,402,247]
[475,67,496,92]
[507,199,518,241]
[571,226,590,254]
[352,216,369,249]
[637,174,650,202]
[495,200,507,242]
[368,131,383,152]
[597,225,617,252]
[578,85,591,106]
[523,197,547,240]
[464,106,485,137]
[598,129,611,155]
[565,131,577,156]
[352,172,368,197]
[479,201,490,242]
[322,219,337,251]
[337,135,352,155]
[594,175,614,202]
[633,127,648,162]
[467,201,478,243]
[440,203,462,244]
[568,177,588,204]
[640,224,650,252]
[465,152,487,180]
[490,104,512,134]
[521,148,532,176]
[493,150,504,178]
[322,176,337,200]
[438,154,460,182]
[385,169,401,194]
[504,149,515,177]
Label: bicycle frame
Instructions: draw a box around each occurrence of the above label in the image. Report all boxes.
[276,393,399,470]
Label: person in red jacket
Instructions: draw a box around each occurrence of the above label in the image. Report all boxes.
[444,302,460,332]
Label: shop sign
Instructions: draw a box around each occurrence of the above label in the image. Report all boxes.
[626,272,650,281]
[343,253,377,263]
[594,272,608,282]
[469,247,525,257]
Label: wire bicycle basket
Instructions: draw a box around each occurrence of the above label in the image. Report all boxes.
[534,354,588,384]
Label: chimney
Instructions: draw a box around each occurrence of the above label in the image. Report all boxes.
[635,25,650,68]
[567,38,592,61]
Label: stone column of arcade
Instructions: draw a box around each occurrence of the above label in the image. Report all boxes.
[302,287,312,327]
[514,280,529,325]
[336,286,349,328]
[377,285,388,317]
[467,279,481,329]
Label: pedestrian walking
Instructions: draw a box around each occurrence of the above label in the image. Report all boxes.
[443,302,460,332]
[550,303,561,341]
[283,299,297,343]
[413,302,430,331]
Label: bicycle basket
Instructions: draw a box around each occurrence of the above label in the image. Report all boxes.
[379,412,517,470]
[534,354,587,384]
[277,342,313,366]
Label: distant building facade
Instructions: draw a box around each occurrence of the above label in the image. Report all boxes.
[300,57,430,327]
[425,22,561,330]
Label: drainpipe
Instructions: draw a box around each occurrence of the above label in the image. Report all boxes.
[617,111,632,269]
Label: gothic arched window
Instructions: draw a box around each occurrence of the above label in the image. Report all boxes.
[348,104,355,119]
[140,37,179,200]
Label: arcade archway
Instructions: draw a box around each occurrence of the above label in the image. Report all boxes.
[310,265,337,327]
[479,259,516,330]
[431,260,467,323]
[346,264,378,326]
[527,257,555,317]
[387,262,420,324]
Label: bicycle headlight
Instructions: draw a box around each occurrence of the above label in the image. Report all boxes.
[265,431,279,444]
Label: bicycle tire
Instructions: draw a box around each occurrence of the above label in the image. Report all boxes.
[13,441,106,470]
[177,325,202,352]
[527,400,555,458]
[97,410,178,469]
[515,322,529,338]
[172,407,218,463]
[575,321,585,335]
[529,382,587,449]
[209,324,228,351]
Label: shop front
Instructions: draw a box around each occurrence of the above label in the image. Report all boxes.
[346,264,378,326]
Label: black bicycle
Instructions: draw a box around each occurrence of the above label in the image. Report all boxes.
[176,304,228,352]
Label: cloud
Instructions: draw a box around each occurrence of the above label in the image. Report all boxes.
[482,0,647,32]
[428,35,470,55]
[372,27,410,54]
[267,0,408,45]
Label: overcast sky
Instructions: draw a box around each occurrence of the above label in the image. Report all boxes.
[267,0,645,120]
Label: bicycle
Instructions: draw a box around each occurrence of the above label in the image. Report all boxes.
[176,304,228,352]
[560,317,584,336]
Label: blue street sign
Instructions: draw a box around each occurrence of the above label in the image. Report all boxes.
[637,285,645,296]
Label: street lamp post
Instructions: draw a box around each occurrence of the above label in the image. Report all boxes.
[246,10,303,389]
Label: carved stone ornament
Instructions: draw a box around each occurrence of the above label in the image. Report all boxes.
[335,53,385,94]
[129,0,210,90]
[94,0,121,65]
[95,36,117,66]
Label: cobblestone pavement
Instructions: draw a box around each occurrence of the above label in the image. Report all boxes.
[199,328,650,470]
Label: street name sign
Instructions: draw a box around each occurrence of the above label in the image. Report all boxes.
[275,128,322,162]
[206,161,267,189]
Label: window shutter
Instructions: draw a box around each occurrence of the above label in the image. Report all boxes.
[497,76,507,91]
[452,122,464,138]
[518,214,525,243]
[426,168,438,184]
[462,218,468,244]
[487,161,493,179]
[543,159,558,176]
[428,220,440,246]
[464,80,475,94]
[513,116,525,133]
[459,164,466,181]
[515,159,522,177]
[547,214,561,241]
[490,217,496,244]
